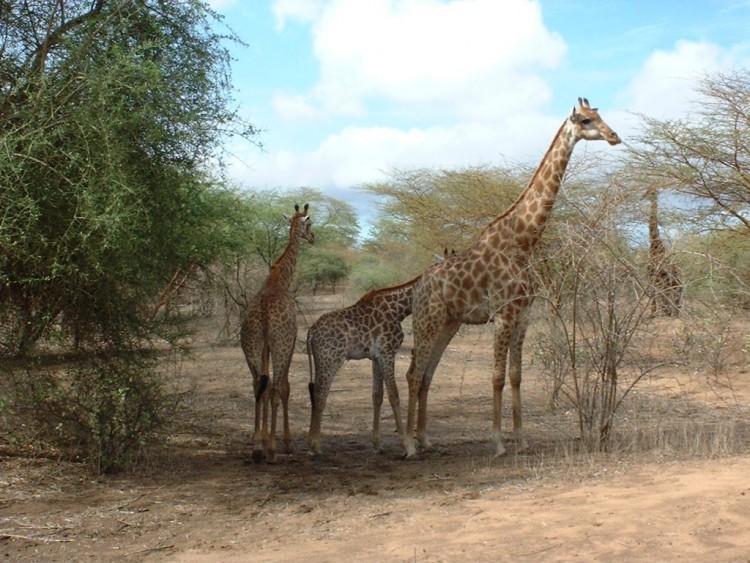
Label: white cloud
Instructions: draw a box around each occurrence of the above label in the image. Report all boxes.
[230,111,564,194]
[271,92,321,120]
[272,0,325,29]
[276,0,566,119]
[235,1,581,208]
[622,39,743,120]
[228,105,582,232]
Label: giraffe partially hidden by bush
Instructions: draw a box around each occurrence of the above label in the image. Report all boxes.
[646,187,683,317]
[240,204,314,463]
[306,275,421,455]
[402,98,621,459]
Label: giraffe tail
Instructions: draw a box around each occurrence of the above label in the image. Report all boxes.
[255,375,269,401]
[256,336,270,401]
[306,329,315,408]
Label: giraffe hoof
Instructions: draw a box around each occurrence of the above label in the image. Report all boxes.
[251,449,265,464]
[402,446,418,460]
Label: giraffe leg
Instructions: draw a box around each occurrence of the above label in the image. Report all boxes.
[492,320,512,457]
[308,385,327,455]
[268,384,280,462]
[508,320,529,452]
[371,361,385,452]
[278,376,292,454]
[382,356,404,446]
[415,325,458,452]
[308,356,344,456]
[307,367,322,455]
[269,333,294,459]
[243,347,268,463]
[255,385,271,463]
[403,356,419,458]
[252,374,269,463]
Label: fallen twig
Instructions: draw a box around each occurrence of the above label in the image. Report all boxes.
[0,533,72,544]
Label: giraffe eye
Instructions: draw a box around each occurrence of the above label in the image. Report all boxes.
[580,118,592,125]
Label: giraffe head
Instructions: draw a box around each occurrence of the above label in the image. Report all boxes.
[287,203,315,244]
[569,98,621,146]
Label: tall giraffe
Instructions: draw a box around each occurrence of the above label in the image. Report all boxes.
[306,275,420,455]
[646,188,682,317]
[240,203,314,463]
[403,98,621,458]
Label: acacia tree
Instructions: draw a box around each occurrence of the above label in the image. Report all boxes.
[297,249,350,294]
[0,0,256,353]
[626,71,750,235]
[0,1,258,471]
[625,71,750,310]
[363,165,527,255]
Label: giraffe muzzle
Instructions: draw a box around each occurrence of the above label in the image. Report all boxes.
[607,131,622,145]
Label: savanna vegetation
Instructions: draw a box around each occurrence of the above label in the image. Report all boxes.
[1,0,748,477]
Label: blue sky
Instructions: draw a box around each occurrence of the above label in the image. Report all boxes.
[207,0,750,230]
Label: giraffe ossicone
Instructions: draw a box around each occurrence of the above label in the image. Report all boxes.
[402,98,621,459]
[240,203,314,463]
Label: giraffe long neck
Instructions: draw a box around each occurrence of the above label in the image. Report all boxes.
[647,190,666,262]
[390,281,416,321]
[367,276,420,322]
[647,190,662,247]
[269,222,301,290]
[484,119,577,253]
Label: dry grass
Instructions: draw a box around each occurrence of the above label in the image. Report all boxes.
[0,291,748,560]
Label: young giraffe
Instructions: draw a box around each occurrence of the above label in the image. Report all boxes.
[240,203,314,463]
[306,274,421,455]
[403,98,621,459]
[646,188,683,317]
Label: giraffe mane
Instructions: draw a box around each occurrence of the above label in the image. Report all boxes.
[358,274,422,303]
[481,119,568,234]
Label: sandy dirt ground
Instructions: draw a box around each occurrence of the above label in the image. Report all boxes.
[1,293,749,562]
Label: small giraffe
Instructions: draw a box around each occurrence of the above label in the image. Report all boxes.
[307,275,420,455]
[403,98,621,458]
[646,188,683,317]
[240,203,314,463]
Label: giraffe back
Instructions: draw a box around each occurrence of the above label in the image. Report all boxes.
[308,276,419,363]
[413,244,533,326]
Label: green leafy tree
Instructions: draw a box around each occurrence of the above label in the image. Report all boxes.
[0,0,258,471]
[279,187,360,248]
[0,0,256,353]
[243,188,359,268]
[297,249,351,294]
